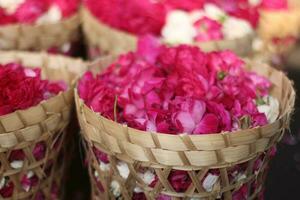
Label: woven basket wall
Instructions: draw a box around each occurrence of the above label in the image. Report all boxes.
[0,14,80,52]
[81,8,254,59]
[0,51,86,200]
[258,6,300,55]
[76,57,295,200]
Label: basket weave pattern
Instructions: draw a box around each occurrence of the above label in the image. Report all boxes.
[0,15,80,51]
[0,52,86,199]
[76,59,295,200]
[81,8,254,58]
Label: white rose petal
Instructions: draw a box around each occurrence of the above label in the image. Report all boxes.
[134,186,143,193]
[99,162,110,171]
[162,10,196,44]
[94,170,99,178]
[138,169,156,185]
[222,17,253,40]
[257,96,280,123]
[249,0,261,6]
[37,6,62,25]
[117,161,130,180]
[27,171,34,179]
[0,0,25,14]
[10,160,24,169]
[204,4,227,22]
[61,43,71,53]
[202,173,219,192]
[0,178,6,189]
[110,180,121,197]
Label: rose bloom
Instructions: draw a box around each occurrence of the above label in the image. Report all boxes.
[0,63,67,116]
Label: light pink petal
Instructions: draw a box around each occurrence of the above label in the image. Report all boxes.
[175,112,195,133]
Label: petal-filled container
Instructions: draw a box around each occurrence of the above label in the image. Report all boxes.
[75,40,295,199]
[0,0,80,56]
[82,0,257,59]
[0,51,86,199]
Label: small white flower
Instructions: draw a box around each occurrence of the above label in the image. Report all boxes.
[249,0,261,6]
[94,170,99,178]
[222,17,253,40]
[202,173,219,192]
[138,169,156,185]
[27,171,34,179]
[257,96,280,123]
[37,6,62,25]
[22,171,35,192]
[10,160,24,169]
[61,43,71,53]
[110,180,121,197]
[134,186,143,193]
[99,162,110,171]
[162,10,197,44]
[252,38,264,52]
[0,177,6,189]
[204,3,227,22]
[117,161,130,180]
[0,0,25,14]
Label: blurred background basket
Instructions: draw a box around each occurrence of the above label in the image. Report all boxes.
[75,58,295,200]
[81,8,254,60]
[0,15,81,56]
[0,51,86,199]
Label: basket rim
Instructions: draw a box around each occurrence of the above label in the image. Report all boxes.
[0,13,79,29]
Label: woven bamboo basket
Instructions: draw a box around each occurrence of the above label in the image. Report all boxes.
[81,8,254,59]
[75,57,295,200]
[0,14,80,52]
[0,51,86,200]
[258,5,300,55]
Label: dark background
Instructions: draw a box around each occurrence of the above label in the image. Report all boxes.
[64,45,300,200]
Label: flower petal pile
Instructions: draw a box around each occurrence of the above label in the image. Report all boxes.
[81,37,280,199]
[0,63,67,116]
[84,0,258,43]
[79,36,276,135]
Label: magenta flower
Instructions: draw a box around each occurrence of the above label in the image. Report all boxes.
[194,17,224,42]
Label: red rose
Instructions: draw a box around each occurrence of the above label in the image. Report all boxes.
[33,142,46,161]
[0,8,17,25]
[164,0,204,11]
[0,181,14,198]
[92,147,110,164]
[0,63,66,116]
[168,170,191,192]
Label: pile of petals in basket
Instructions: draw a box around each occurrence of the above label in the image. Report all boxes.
[0,62,67,116]
[0,0,80,55]
[84,0,261,44]
[0,63,66,198]
[78,37,279,199]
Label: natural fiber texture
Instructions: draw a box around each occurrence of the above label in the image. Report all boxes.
[81,8,254,58]
[76,57,295,200]
[0,14,80,51]
[258,7,300,42]
[0,51,86,200]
